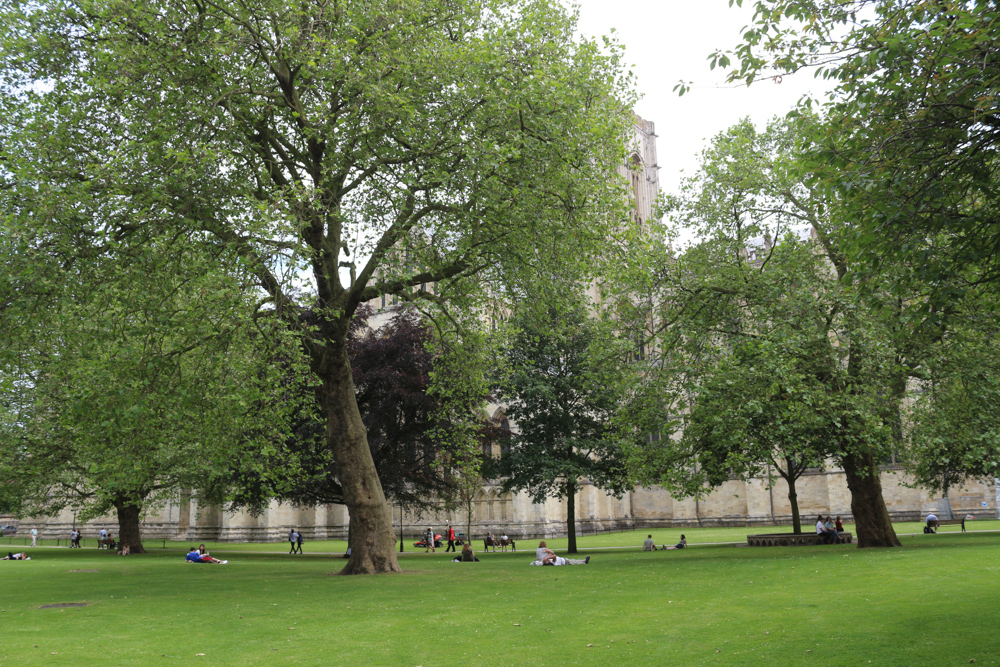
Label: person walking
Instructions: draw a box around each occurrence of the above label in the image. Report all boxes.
[445,524,457,552]
[295,530,304,555]
[424,527,435,553]
[289,528,297,554]
[29,526,38,547]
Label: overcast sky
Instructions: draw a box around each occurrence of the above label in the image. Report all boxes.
[572,0,832,195]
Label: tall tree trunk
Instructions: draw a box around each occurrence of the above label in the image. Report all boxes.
[841,450,901,548]
[466,492,473,547]
[321,342,401,575]
[566,478,577,554]
[114,498,146,554]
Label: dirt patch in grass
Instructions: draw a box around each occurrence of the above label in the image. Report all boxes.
[39,603,88,609]
[68,569,99,572]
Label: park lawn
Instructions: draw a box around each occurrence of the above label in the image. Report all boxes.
[2,531,1000,666]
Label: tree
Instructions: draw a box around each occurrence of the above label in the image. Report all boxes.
[676,342,835,534]
[713,0,1000,289]
[625,116,970,547]
[492,302,633,554]
[0,240,285,554]
[905,297,1000,494]
[222,304,491,514]
[0,0,634,573]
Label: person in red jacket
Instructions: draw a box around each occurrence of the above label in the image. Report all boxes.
[445,525,457,552]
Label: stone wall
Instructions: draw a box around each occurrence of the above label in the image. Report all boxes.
[18,471,998,544]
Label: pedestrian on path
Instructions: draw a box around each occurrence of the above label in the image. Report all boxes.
[446,524,456,552]
[30,526,38,547]
[289,528,297,554]
[295,530,304,554]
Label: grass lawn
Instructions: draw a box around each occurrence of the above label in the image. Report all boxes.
[3,528,1000,666]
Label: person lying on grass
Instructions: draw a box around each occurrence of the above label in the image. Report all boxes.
[3,552,30,560]
[663,535,686,550]
[531,541,589,566]
[185,547,227,564]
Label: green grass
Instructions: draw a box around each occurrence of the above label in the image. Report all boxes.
[3,528,1000,666]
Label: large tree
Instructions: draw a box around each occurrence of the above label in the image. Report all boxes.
[0,240,284,554]
[492,301,633,554]
[670,342,837,534]
[625,116,977,547]
[0,0,634,572]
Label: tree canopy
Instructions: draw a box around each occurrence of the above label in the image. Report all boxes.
[0,239,287,553]
[714,0,1000,289]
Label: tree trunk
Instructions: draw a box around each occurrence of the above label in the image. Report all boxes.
[321,341,401,575]
[787,478,802,534]
[841,450,901,548]
[114,499,146,554]
[566,478,577,554]
[465,493,473,547]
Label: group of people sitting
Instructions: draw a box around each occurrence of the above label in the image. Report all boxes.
[642,534,687,551]
[816,515,845,543]
[482,531,515,552]
[185,544,228,564]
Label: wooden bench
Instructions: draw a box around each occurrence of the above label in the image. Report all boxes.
[97,538,117,550]
[929,518,966,532]
[747,532,853,547]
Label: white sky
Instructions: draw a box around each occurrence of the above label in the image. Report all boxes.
[572,0,833,195]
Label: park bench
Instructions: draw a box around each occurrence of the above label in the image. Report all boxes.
[929,518,966,533]
[498,536,516,552]
[97,538,117,550]
[747,532,853,547]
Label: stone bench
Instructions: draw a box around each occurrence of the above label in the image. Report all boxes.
[747,532,853,547]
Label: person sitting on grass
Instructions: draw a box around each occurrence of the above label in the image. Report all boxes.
[3,552,31,560]
[663,535,687,550]
[642,535,658,551]
[185,546,227,564]
[453,544,480,562]
[532,540,589,566]
[118,544,131,556]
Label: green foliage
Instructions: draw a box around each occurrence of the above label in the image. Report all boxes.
[0,238,295,527]
[492,300,634,535]
[718,0,1000,288]
[624,116,918,543]
[906,302,1000,493]
[0,0,636,568]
